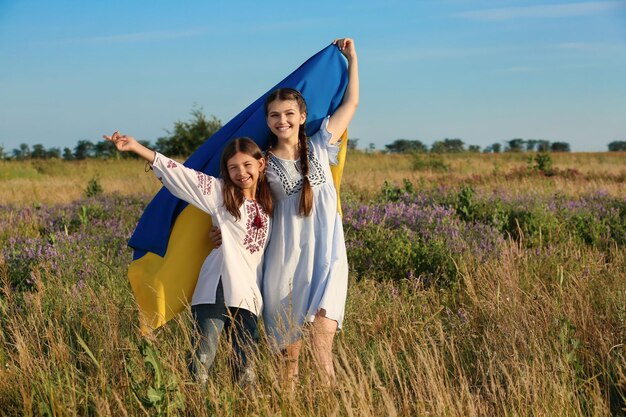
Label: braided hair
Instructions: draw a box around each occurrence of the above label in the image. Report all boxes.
[265,88,313,216]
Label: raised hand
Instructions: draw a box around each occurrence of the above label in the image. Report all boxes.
[103,131,156,162]
[103,131,137,152]
[333,38,357,62]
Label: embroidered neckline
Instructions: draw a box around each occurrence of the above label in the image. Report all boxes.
[267,147,326,197]
[269,151,299,163]
[251,200,263,229]
[243,200,268,254]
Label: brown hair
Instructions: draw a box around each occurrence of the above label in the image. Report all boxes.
[264,88,313,216]
[220,137,273,220]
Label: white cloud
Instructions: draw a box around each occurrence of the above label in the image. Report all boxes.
[454,1,625,21]
[554,41,626,52]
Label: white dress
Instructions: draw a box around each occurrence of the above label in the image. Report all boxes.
[152,152,270,316]
[263,117,349,348]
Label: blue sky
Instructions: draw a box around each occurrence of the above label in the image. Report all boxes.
[1,0,625,153]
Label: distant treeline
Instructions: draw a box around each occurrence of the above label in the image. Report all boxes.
[377,138,626,154]
[1,109,625,160]
[1,109,222,161]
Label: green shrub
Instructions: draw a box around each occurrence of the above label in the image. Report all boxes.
[84,176,103,198]
[347,224,458,286]
[378,179,415,202]
[411,153,449,172]
[532,152,554,175]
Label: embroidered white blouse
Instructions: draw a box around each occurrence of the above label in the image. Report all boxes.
[151,152,270,316]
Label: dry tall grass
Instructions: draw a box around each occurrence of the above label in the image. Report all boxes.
[2,152,625,205]
[0,238,623,415]
[0,159,160,206]
[343,151,626,201]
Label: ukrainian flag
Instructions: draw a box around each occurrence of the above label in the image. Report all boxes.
[128,44,350,334]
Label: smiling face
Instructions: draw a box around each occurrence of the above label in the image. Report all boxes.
[225,151,265,198]
[266,99,307,143]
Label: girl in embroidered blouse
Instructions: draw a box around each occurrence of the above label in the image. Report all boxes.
[212,38,359,388]
[103,132,272,385]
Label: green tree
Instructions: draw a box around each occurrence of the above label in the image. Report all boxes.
[505,138,525,152]
[46,147,61,159]
[537,140,550,152]
[525,139,539,151]
[550,142,571,152]
[608,141,626,151]
[155,108,222,157]
[483,143,502,153]
[62,147,74,160]
[348,138,359,150]
[385,139,427,154]
[431,138,465,153]
[74,140,95,160]
[468,145,480,153]
[12,143,31,160]
[94,140,118,159]
[31,144,48,159]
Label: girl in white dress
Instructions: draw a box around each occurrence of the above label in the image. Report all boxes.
[262,37,359,387]
[104,132,272,384]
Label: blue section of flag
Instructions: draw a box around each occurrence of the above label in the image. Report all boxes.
[129,44,348,259]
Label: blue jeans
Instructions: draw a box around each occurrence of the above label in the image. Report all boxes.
[189,279,259,383]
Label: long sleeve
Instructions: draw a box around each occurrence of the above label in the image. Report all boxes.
[151,152,220,216]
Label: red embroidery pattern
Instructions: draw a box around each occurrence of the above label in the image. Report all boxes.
[243,201,269,254]
[195,172,212,195]
[166,160,178,168]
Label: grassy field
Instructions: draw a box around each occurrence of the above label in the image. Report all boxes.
[0,151,624,416]
[1,151,625,206]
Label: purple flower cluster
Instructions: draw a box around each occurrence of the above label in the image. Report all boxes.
[343,197,503,262]
[1,195,147,289]
[480,189,625,245]
[341,185,625,282]
[483,189,620,218]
